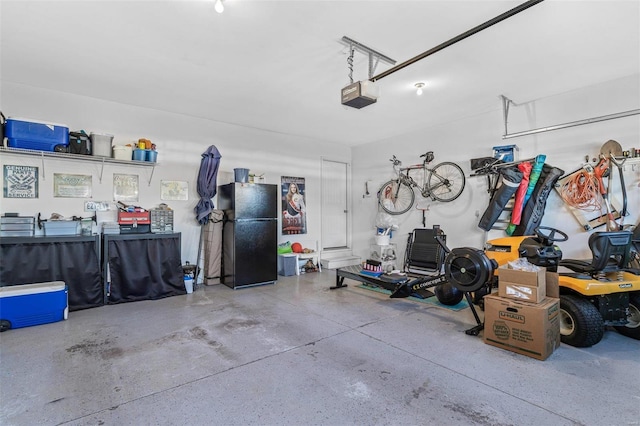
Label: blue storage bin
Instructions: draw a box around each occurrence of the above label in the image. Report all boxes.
[492,144,518,163]
[132,149,146,161]
[145,149,158,163]
[5,118,69,152]
[0,281,68,331]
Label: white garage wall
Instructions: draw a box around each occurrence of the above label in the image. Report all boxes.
[1,82,350,265]
[3,75,639,270]
[351,74,640,264]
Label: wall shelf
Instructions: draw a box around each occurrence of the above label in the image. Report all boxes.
[0,146,157,185]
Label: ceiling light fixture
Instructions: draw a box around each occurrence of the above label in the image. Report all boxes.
[414,82,425,96]
[214,0,224,14]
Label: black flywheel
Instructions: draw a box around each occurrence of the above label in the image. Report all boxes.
[444,247,496,292]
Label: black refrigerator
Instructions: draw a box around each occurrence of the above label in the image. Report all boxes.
[218,183,278,289]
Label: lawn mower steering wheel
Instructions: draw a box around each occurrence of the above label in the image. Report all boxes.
[535,226,568,246]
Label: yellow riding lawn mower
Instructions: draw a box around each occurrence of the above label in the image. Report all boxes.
[484,226,640,347]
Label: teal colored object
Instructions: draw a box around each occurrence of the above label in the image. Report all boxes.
[357,284,469,311]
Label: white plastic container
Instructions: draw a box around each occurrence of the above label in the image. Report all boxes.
[375,235,390,246]
[184,277,194,294]
[112,145,132,160]
[90,133,114,157]
[43,220,79,236]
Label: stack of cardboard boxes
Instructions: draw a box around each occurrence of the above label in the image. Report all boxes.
[483,265,561,360]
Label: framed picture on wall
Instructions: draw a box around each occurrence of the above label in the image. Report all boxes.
[281,176,307,235]
[3,165,39,198]
[53,173,92,198]
[113,173,139,202]
[161,180,188,201]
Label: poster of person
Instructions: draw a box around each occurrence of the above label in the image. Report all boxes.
[53,173,92,198]
[281,176,307,235]
[113,173,139,202]
[3,165,38,198]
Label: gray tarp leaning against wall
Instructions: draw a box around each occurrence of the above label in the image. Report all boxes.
[195,145,222,285]
[204,209,223,285]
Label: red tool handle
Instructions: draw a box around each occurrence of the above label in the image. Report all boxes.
[593,158,609,195]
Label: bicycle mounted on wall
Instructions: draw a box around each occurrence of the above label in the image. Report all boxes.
[377,151,466,215]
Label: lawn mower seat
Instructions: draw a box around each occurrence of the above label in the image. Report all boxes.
[633,224,640,255]
[559,231,632,276]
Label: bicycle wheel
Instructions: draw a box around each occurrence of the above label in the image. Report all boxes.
[427,162,465,202]
[378,179,415,215]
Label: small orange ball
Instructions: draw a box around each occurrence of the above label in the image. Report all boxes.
[291,242,303,253]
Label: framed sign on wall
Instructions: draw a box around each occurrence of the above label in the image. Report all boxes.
[113,174,139,202]
[3,165,38,198]
[54,173,92,198]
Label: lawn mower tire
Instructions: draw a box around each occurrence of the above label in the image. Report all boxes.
[560,295,604,347]
[614,293,640,340]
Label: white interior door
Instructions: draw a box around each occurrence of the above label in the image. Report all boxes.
[321,159,349,250]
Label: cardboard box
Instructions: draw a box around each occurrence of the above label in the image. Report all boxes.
[498,265,546,303]
[483,294,560,360]
[545,272,559,298]
[499,282,545,303]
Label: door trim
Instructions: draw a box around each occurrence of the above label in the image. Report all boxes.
[320,157,351,251]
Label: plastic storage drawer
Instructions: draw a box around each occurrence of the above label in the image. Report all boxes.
[0,281,68,331]
[43,220,79,236]
[150,209,174,233]
[1,216,35,237]
[5,118,69,152]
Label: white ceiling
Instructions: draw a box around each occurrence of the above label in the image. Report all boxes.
[1,0,639,146]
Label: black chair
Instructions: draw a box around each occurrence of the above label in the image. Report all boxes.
[404,227,446,275]
[559,231,633,277]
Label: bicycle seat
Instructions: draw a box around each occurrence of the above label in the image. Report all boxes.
[559,231,633,277]
[421,151,434,163]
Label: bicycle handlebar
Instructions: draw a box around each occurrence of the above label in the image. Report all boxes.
[390,151,434,167]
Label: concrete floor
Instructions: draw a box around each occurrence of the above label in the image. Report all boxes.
[1,270,639,426]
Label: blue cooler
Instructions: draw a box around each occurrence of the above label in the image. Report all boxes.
[5,118,69,152]
[0,281,68,331]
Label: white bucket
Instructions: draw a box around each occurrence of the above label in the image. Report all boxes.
[184,277,193,294]
[112,145,132,160]
[91,133,114,157]
[375,235,390,246]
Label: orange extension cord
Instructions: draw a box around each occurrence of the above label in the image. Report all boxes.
[558,167,603,212]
